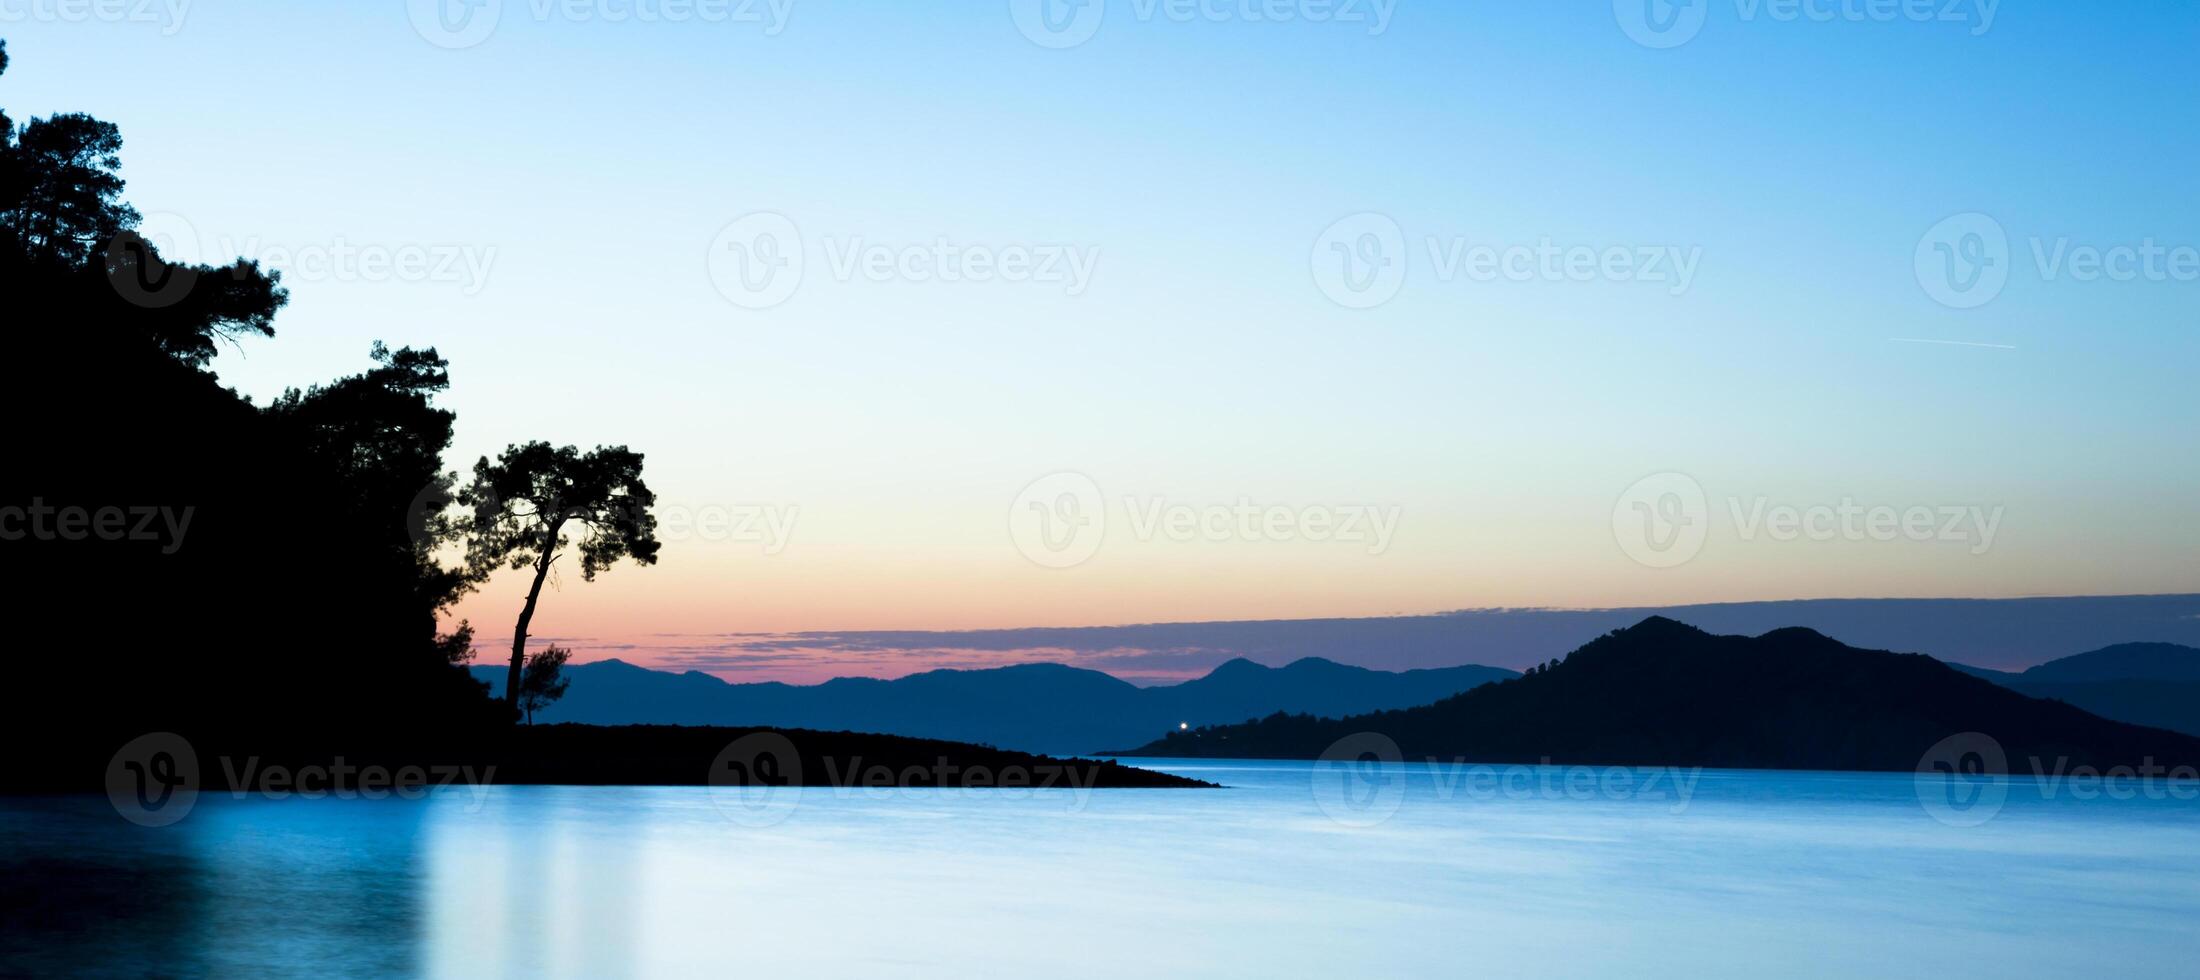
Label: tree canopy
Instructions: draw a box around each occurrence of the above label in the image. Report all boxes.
[463,441,660,707]
[464,442,662,583]
[1,37,510,757]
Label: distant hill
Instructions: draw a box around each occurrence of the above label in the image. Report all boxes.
[2007,642,2200,682]
[1118,618,2200,772]
[682,595,2200,679]
[472,657,1515,755]
[1948,643,2200,736]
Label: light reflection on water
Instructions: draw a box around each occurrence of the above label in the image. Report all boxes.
[5,760,2198,978]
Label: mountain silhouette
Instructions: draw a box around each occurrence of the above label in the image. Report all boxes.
[1948,643,2200,736]
[687,595,2200,677]
[1952,642,2200,683]
[472,657,1514,755]
[1118,618,2200,771]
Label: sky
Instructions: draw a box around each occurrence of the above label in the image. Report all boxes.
[6,1,2196,681]
[647,596,2200,683]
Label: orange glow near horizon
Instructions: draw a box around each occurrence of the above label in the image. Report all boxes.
[443,519,2200,684]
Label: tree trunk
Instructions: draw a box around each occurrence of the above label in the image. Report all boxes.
[504,521,561,709]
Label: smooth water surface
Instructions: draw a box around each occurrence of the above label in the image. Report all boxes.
[5,760,2197,978]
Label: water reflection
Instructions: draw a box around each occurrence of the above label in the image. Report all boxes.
[1,795,428,977]
[421,787,644,980]
[6,765,2200,978]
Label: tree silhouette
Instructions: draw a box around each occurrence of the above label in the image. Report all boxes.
[269,342,475,622]
[463,442,659,709]
[2,36,510,756]
[2,105,134,263]
[436,620,477,665]
[2,41,286,367]
[518,645,573,725]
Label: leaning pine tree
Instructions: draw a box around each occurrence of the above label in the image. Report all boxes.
[462,442,659,711]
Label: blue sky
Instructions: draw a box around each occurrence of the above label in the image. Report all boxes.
[6,1,2195,677]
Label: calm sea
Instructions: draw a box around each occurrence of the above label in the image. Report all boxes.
[5,759,2196,977]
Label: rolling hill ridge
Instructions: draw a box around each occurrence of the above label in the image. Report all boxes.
[1121,618,2200,771]
[1948,642,2200,736]
[474,656,1515,755]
